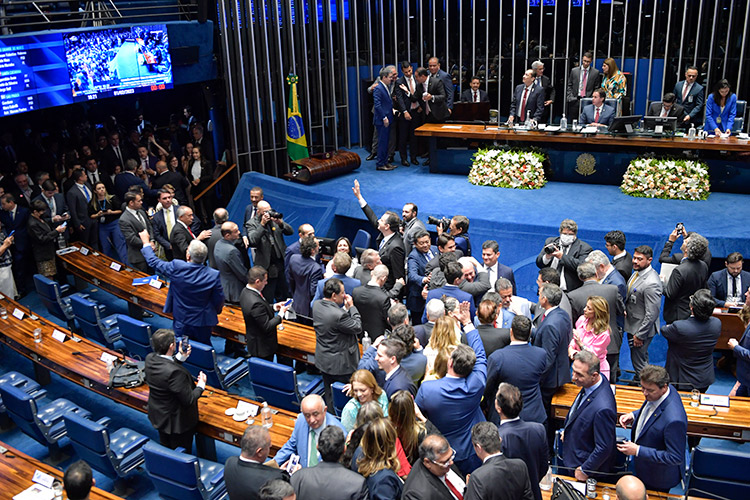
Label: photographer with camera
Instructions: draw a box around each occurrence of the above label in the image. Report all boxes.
[245,200,294,300]
[433,215,471,256]
[535,219,592,292]
[659,223,712,267]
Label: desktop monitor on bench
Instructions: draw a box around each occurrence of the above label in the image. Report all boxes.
[608,115,643,134]
[643,116,678,134]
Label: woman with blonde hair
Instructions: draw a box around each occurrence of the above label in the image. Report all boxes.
[601,57,627,100]
[357,417,404,499]
[568,296,612,379]
[340,369,388,432]
[423,315,460,380]
[88,181,124,261]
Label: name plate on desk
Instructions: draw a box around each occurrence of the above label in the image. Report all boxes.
[51,330,67,343]
[79,247,89,256]
[12,308,24,320]
[32,470,55,489]
[235,400,260,418]
[701,394,730,407]
[149,278,163,289]
[110,262,122,271]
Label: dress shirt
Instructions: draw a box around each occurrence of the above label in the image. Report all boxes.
[379,232,394,250]
[484,263,497,288]
[126,207,147,228]
[541,305,559,321]
[681,82,692,102]
[440,468,466,500]
[482,452,503,464]
[727,273,742,298]
[77,182,91,202]
[191,160,202,182]
[44,195,56,214]
[634,387,670,446]
[88,170,100,185]
[499,417,520,425]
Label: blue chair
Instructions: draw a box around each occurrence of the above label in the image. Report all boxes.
[331,382,349,417]
[686,439,750,499]
[0,383,90,455]
[247,357,323,412]
[579,97,621,117]
[33,274,85,329]
[352,229,372,259]
[142,441,227,500]
[181,341,248,390]
[732,99,746,132]
[0,371,41,428]
[63,412,148,479]
[117,315,153,359]
[70,294,121,347]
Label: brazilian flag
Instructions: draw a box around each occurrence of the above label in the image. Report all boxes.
[286,74,309,161]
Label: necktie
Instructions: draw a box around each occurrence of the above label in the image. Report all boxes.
[445,476,464,500]
[82,184,91,202]
[474,90,478,102]
[188,227,195,239]
[628,271,640,293]
[165,209,174,238]
[661,107,668,117]
[46,196,55,213]
[732,276,738,297]
[569,389,585,419]
[409,77,418,109]
[308,430,319,466]
[520,88,529,119]
[115,146,122,165]
[424,82,431,114]
[594,107,600,123]
[90,170,99,185]
[137,212,146,229]
[580,68,588,97]
[682,83,690,102]
[634,401,654,441]
[379,238,385,251]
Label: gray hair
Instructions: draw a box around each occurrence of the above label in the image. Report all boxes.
[586,250,610,268]
[187,240,208,264]
[379,65,396,79]
[494,277,513,292]
[540,283,563,306]
[574,350,600,375]
[559,218,578,234]
[371,264,389,280]
[685,234,708,260]
[471,421,503,454]
[531,60,544,70]
[176,205,191,219]
[576,262,598,281]
[419,434,451,462]
[425,299,445,321]
[240,426,270,457]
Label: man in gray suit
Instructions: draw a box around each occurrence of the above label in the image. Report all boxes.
[566,51,601,120]
[119,191,154,320]
[674,66,705,126]
[312,278,362,407]
[245,200,293,300]
[625,246,663,378]
[290,426,367,500]
[66,169,97,247]
[215,222,248,305]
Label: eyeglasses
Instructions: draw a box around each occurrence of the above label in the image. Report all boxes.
[430,448,456,468]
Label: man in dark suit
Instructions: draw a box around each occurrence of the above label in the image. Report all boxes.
[65,169,97,247]
[245,200,294,301]
[83,156,114,195]
[617,365,687,492]
[531,268,574,330]
[10,173,40,209]
[151,190,178,260]
[646,92,686,122]
[460,76,490,103]
[707,252,750,306]
[312,278,362,407]
[472,300,511,357]
[135,145,159,177]
[663,233,709,324]
[33,179,69,232]
[360,337,416,397]
[428,57,454,111]
[659,226,712,267]
[101,131,133,177]
[422,261,476,323]
[416,303,486,475]
[310,252,360,309]
[457,257,491,306]
[207,208,230,269]
[0,193,30,294]
[284,223,319,285]
[240,266,290,360]
[508,69,545,123]
[151,160,189,205]
[241,186,263,247]
[465,422,534,500]
[415,66,450,123]
[402,434,466,500]
[604,230,633,281]
[625,246,663,377]
[114,159,155,204]
[566,51,601,119]
[290,426,367,500]
[224,426,289,500]
[171,205,211,261]
[395,62,424,167]
[674,65,705,126]
[495,383,548,500]
[561,351,617,482]
[580,88,615,128]
[140,230,225,346]
[531,61,556,122]
[481,240,516,293]
[352,264,394,339]
[119,192,153,282]
[536,218,592,292]
[588,250,627,301]
[407,230,437,324]
[287,236,324,318]
[144,328,206,450]
[414,298,443,346]
[401,202,427,265]
[214,222,249,305]
[372,65,397,171]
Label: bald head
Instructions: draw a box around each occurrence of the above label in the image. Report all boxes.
[221,222,240,241]
[298,224,315,238]
[300,394,326,431]
[615,475,647,500]
[257,201,271,215]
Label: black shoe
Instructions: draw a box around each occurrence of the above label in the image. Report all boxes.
[365,153,376,161]
[401,160,410,166]
[142,311,154,318]
[411,158,420,165]
[388,155,395,163]
[376,164,397,171]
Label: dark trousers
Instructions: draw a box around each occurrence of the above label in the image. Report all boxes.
[321,372,350,410]
[375,123,391,167]
[606,352,620,384]
[398,109,422,162]
[159,428,196,452]
[541,385,560,451]
[175,323,213,346]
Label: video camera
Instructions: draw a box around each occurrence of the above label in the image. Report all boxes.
[427,215,451,232]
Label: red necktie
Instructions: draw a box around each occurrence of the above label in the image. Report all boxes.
[594,107,600,123]
[188,228,195,238]
[580,68,587,97]
[682,83,689,102]
[474,91,478,102]
[445,477,464,500]
[520,88,529,119]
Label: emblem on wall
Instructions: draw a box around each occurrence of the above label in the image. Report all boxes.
[575,153,596,176]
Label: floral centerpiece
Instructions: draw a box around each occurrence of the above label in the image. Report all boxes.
[468,147,547,189]
[620,157,710,201]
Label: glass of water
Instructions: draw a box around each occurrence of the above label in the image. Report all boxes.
[33,328,42,343]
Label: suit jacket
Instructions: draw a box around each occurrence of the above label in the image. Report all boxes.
[435,68,454,109]
[602,267,628,301]
[416,327,486,464]
[372,81,394,126]
[707,268,750,306]
[460,272,491,305]
[352,283,390,338]
[630,387,687,491]
[464,454,534,500]
[151,206,177,254]
[144,352,203,434]
[151,170,189,205]
[215,238,249,304]
[535,237,593,291]
[118,208,153,268]
[245,216,293,275]
[290,461,367,500]
[647,101,686,121]
[733,323,750,387]
[414,322,434,347]
[32,193,68,232]
[422,285,475,323]
[407,246,437,312]
[383,365,417,398]
[402,460,460,500]
[562,378,617,476]
[360,203,405,291]
[224,456,289,500]
[142,245,225,327]
[114,172,154,203]
[101,145,134,176]
[673,80,705,121]
[662,316,721,390]
[170,222,195,262]
[704,92,737,133]
[66,183,95,230]
[421,75,450,122]
[624,266,663,340]
[284,239,322,284]
[27,215,60,262]
[0,206,30,254]
[567,65,601,102]
[567,280,624,354]
[497,419,548,500]
[484,343,547,424]
[531,294,573,332]
[10,185,40,210]
[532,307,572,390]
[288,253,324,317]
[273,413,346,467]
[312,300,362,375]
[467,324,510,357]
[612,252,633,282]
[484,262,517,294]
[460,88,490,103]
[580,103,615,126]
[403,217,427,261]
[659,239,712,267]
[311,274,360,310]
[509,84,545,121]
[240,286,281,358]
[663,258,709,324]
[358,345,425,389]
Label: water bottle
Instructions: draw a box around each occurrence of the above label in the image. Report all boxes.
[361,331,372,351]
[539,467,553,491]
[524,110,531,127]
[688,123,696,140]
[559,113,568,131]
[262,401,273,428]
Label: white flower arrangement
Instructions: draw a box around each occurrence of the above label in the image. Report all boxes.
[621,157,710,201]
[468,148,547,189]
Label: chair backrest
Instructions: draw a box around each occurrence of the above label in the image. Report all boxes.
[181,341,221,388]
[247,358,301,411]
[143,441,208,500]
[0,384,46,444]
[70,294,103,325]
[688,442,750,498]
[579,97,619,117]
[733,99,746,132]
[352,229,372,255]
[33,274,72,320]
[63,412,115,476]
[117,315,153,359]
[331,382,349,417]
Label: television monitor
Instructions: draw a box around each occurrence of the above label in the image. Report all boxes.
[608,115,643,134]
[643,116,678,134]
[63,24,173,102]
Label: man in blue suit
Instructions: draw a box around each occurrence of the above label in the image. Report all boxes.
[729,287,750,397]
[484,316,547,425]
[580,88,615,128]
[139,230,225,345]
[674,66,705,126]
[0,193,31,294]
[495,383,548,500]
[114,159,156,205]
[508,69,545,123]
[310,252,359,310]
[407,230,437,324]
[617,365,687,492]
[422,261,476,323]
[416,302,486,475]
[561,351,616,481]
[373,65,397,171]
[270,394,346,470]
[481,240,516,293]
[287,236,324,318]
[707,252,750,306]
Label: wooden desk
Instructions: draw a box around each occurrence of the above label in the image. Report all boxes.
[0,441,123,500]
[714,309,746,350]
[543,475,700,500]
[57,243,320,363]
[0,294,297,456]
[552,383,750,441]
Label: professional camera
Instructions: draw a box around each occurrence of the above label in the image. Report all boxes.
[543,243,559,254]
[427,215,451,232]
[268,210,284,219]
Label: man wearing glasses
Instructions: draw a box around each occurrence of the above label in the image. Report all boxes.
[402,434,465,500]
